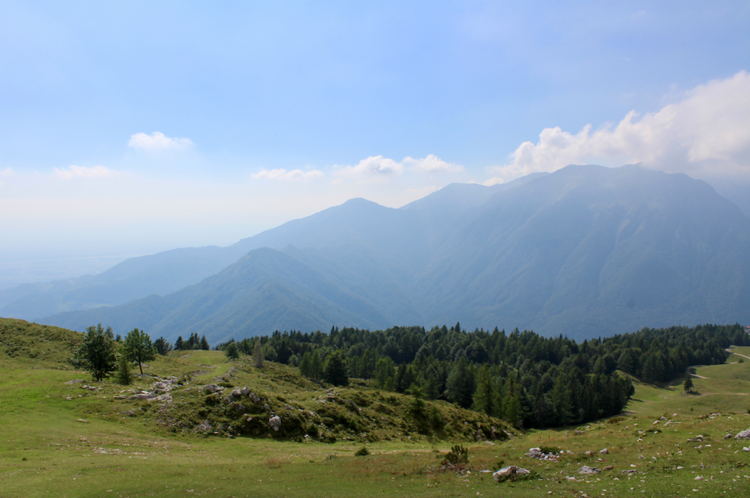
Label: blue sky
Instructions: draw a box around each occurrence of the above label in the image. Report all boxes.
[1,1,750,284]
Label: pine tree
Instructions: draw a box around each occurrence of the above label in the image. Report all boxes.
[446,356,474,408]
[77,324,118,381]
[683,376,693,393]
[472,365,496,416]
[225,341,240,360]
[200,335,210,350]
[253,341,264,368]
[154,337,172,356]
[501,377,522,428]
[175,336,184,351]
[375,357,395,390]
[323,350,349,386]
[114,352,132,385]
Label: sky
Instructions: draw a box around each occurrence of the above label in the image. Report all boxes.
[1,1,750,285]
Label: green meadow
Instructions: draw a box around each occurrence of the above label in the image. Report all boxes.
[1,321,749,497]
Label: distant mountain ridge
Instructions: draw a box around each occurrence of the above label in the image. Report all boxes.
[29,164,750,343]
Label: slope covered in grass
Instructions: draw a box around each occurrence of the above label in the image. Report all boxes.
[0,317,82,368]
[1,320,750,497]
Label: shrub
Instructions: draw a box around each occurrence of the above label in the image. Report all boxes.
[354,447,370,457]
[444,445,469,465]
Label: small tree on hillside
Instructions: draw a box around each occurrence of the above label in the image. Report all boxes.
[253,341,264,368]
[115,352,133,385]
[225,341,240,360]
[124,328,156,375]
[154,337,172,356]
[200,335,210,350]
[77,324,118,381]
[683,376,694,393]
[323,350,349,386]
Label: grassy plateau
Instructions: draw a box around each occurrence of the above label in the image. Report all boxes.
[1,318,749,497]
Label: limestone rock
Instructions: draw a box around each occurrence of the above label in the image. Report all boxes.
[269,416,282,431]
[203,384,224,394]
[493,465,530,482]
[578,466,601,475]
[735,429,750,440]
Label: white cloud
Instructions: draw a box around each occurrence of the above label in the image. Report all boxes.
[335,155,404,179]
[403,154,463,173]
[251,168,324,181]
[335,154,462,181]
[0,167,12,177]
[488,70,750,182]
[128,131,193,150]
[53,165,118,179]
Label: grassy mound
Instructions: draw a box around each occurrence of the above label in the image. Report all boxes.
[0,317,82,368]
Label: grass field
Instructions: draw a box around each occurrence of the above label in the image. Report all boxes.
[1,326,749,497]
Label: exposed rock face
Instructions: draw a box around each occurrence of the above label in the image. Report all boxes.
[268,416,282,431]
[493,466,530,482]
[203,384,224,394]
[196,420,212,432]
[735,429,750,440]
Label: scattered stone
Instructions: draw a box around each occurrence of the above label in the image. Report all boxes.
[77,419,89,423]
[578,466,601,475]
[526,447,559,461]
[734,429,750,440]
[493,465,531,482]
[638,455,645,460]
[94,447,107,454]
[622,469,637,476]
[743,447,750,452]
[603,465,613,471]
[724,434,733,439]
[203,384,224,394]
[65,379,84,384]
[600,448,609,454]
[268,416,282,431]
[196,420,211,432]
[122,410,136,416]
[695,476,704,481]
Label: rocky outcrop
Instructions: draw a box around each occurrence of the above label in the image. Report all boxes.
[493,466,530,482]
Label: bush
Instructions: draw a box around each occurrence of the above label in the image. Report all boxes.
[354,447,370,457]
[444,445,469,465]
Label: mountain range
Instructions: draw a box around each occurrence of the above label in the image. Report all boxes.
[3,164,749,342]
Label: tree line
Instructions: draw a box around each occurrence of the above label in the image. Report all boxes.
[216,323,749,429]
[72,325,210,382]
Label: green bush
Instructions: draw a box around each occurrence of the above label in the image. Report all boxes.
[354,447,370,456]
[444,445,469,465]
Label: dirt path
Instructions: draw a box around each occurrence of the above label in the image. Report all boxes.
[727,348,750,361]
[686,365,709,380]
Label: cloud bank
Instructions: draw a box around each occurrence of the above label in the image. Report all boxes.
[128,131,194,150]
[53,165,118,179]
[487,71,750,183]
[251,168,324,181]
